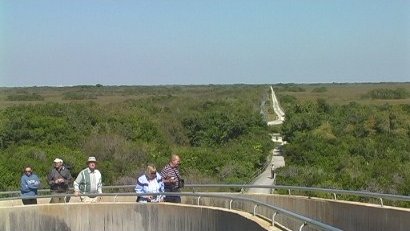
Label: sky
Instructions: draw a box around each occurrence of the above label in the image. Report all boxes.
[1,1,409,87]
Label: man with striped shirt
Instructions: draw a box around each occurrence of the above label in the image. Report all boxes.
[74,157,102,203]
[161,154,183,203]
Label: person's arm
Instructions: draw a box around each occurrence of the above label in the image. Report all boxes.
[47,170,55,186]
[73,172,82,196]
[160,169,167,182]
[135,180,144,194]
[159,178,164,193]
[135,176,151,200]
[161,168,177,184]
[20,176,30,193]
[63,169,73,185]
[158,175,165,201]
[28,175,40,189]
[97,171,102,194]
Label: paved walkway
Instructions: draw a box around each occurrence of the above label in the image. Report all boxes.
[248,139,285,193]
[248,88,285,194]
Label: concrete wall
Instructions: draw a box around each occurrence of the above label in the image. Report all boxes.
[184,194,410,231]
[2,194,409,231]
[0,203,271,231]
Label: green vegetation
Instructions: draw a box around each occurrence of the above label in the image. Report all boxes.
[364,88,409,100]
[7,93,44,101]
[62,91,99,100]
[0,82,409,199]
[311,87,327,93]
[277,98,410,196]
[275,83,306,92]
[275,82,410,105]
[0,85,274,190]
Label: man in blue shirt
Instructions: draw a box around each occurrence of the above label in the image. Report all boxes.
[20,165,41,205]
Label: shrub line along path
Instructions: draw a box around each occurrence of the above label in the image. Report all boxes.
[248,87,285,194]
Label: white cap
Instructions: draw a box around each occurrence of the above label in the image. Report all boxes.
[87,156,97,163]
[53,158,63,163]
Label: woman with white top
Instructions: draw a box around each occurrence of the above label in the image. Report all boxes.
[135,164,164,202]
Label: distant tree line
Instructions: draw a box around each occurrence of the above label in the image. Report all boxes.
[7,93,44,101]
[364,88,409,100]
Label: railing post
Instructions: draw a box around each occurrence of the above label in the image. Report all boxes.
[114,194,118,202]
[253,204,258,216]
[379,198,384,207]
[272,211,277,226]
[333,193,337,200]
[229,199,233,210]
[197,196,201,206]
[288,189,291,195]
[298,222,307,231]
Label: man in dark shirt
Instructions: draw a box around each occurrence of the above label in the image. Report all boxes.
[47,158,73,203]
[161,154,183,203]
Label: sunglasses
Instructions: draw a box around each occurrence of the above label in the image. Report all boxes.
[25,170,32,173]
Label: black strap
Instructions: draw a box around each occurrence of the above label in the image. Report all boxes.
[56,167,68,180]
[172,168,180,181]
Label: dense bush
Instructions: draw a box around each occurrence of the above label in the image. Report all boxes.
[365,88,408,99]
[312,87,327,93]
[7,93,44,101]
[0,85,274,190]
[277,98,410,195]
[3,84,408,197]
[275,84,306,92]
[62,91,99,100]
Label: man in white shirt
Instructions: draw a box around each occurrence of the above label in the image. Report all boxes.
[74,157,102,203]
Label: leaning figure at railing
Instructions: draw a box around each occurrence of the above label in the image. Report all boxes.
[20,165,41,205]
[161,154,184,203]
[74,157,103,203]
[47,158,73,203]
[135,164,164,203]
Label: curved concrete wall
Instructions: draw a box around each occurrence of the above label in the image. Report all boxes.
[0,203,270,231]
[184,194,410,231]
[2,193,408,231]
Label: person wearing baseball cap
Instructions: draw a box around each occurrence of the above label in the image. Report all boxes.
[73,156,103,203]
[47,157,73,203]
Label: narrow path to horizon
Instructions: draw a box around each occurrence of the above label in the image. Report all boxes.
[248,87,285,194]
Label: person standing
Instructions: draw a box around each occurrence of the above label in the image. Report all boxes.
[20,165,41,205]
[271,163,275,179]
[47,158,73,203]
[160,154,183,203]
[135,164,164,203]
[74,157,102,203]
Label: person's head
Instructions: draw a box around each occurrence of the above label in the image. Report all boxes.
[53,158,64,169]
[169,154,180,168]
[87,157,97,170]
[145,164,157,179]
[23,166,33,176]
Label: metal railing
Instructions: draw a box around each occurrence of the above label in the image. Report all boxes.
[185,184,410,207]
[0,191,342,231]
[2,184,410,207]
